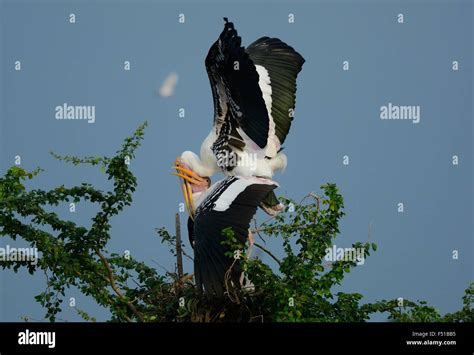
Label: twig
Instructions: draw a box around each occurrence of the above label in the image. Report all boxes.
[251,224,306,234]
[224,258,240,304]
[155,228,194,261]
[175,213,184,283]
[95,248,144,322]
[254,242,282,266]
[253,218,266,245]
[151,259,172,274]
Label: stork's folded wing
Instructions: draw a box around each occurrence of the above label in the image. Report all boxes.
[192,176,278,297]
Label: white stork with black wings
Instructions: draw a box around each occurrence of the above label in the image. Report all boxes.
[188,176,278,297]
[174,18,305,218]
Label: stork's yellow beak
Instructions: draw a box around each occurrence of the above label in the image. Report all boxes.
[172,157,208,220]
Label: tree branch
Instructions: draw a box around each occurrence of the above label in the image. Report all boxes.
[254,242,282,266]
[95,248,144,322]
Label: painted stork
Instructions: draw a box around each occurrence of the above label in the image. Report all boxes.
[174,18,305,218]
[188,175,278,297]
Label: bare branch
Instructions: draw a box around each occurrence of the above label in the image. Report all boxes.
[254,242,281,266]
[95,248,144,322]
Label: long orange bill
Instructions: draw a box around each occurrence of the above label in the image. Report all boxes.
[173,166,208,186]
[173,157,199,219]
[172,172,207,186]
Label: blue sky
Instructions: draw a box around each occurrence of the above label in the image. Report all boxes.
[0,0,472,321]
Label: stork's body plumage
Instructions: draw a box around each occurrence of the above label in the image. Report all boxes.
[183,127,288,179]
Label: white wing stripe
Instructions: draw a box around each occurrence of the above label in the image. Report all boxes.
[213,177,278,212]
[255,64,280,157]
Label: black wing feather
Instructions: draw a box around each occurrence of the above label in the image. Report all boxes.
[246,37,305,145]
[206,19,270,150]
[193,177,278,297]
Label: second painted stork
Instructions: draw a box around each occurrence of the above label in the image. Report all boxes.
[174,18,305,219]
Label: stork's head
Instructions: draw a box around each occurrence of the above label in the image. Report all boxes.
[173,153,211,219]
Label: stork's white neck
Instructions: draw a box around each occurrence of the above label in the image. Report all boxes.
[199,129,219,174]
[181,137,218,178]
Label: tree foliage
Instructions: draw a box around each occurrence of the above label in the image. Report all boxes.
[0,123,472,322]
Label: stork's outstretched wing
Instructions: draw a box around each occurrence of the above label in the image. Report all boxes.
[205,18,305,170]
[246,37,305,149]
[190,176,278,297]
[206,18,269,150]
